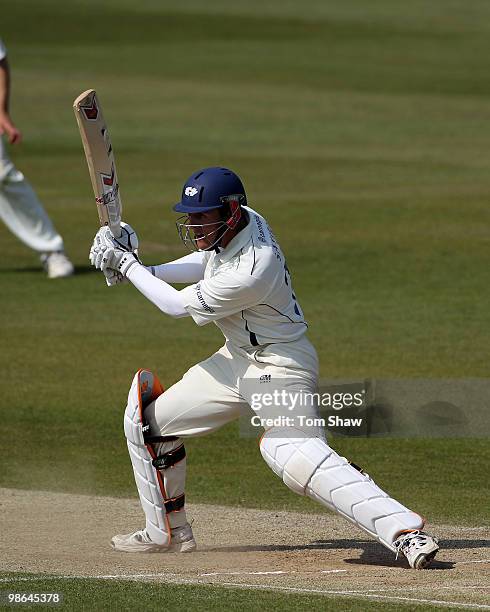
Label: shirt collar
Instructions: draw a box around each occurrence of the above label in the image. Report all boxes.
[214,210,252,264]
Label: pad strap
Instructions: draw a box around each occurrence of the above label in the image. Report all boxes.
[145,434,179,443]
[164,493,186,513]
[152,444,186,470]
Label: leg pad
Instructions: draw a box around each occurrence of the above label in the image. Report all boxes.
[124,370,170,546]
[260,427,423,551]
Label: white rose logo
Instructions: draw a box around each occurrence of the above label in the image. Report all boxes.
[184,186,199,197]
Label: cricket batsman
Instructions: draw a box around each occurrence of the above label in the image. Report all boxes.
[89,167,439,568]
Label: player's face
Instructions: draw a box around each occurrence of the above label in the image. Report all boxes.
[188,209,224,250]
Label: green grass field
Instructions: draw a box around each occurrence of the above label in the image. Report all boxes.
[1,573,461,612]
[1,1,489,609]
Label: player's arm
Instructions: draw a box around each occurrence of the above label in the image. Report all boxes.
[126,264,189,318]
[89,227,189,317]
[147,251,206,284]
[126,264,267,321]
[180,270,269,325]
[0,52,22,144]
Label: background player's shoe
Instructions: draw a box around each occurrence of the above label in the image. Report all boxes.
[40,251,74,279]
[111,523,196,553]
[393,530,439,569]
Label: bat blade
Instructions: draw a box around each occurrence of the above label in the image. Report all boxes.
[73,89,122,237]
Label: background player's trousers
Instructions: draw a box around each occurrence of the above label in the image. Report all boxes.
[0,137,64,253]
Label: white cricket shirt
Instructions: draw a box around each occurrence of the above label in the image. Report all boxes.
[0,39,7,61]
[180,206,308,349]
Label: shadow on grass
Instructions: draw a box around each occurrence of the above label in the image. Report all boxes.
[3,265,95,275]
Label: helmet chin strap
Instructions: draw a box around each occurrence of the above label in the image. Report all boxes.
[224,198,242,230]
[208,201,242,250]
[200,222,231,252]
[175,200,244,252]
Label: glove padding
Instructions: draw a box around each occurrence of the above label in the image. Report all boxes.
[104,268,127,287]
[101,248,140,276]
[89,222,140,280]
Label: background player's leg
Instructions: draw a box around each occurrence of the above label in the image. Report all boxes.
[0,169,64,252]
[0,139,73,276]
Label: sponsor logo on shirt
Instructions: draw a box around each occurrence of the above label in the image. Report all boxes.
[259,374,271,383]
[266,222,282,261]
[255,216,267,244]
[195,282,215,313]
[255,214,281,261]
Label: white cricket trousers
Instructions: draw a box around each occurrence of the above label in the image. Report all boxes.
[0,136,64,253]
[145,336,320,438]
[141,336,425,550]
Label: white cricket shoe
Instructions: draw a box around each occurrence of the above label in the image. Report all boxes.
[393,530,439,569]
[111,523,196,553]
[41,251,74,279]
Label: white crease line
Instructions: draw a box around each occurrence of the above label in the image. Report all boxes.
[96,573,177,579]
[389,586,489,593]
[211,582,490,610]
[0,574,177,583]
[456,560,490,565]
[0,578,42,583]
[441,587,490,591]
[321,570,347,574]
[350,587,488,593]
[200,571,291,577]
[1,574,490,609]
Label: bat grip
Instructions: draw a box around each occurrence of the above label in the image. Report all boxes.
[109,224,122,239]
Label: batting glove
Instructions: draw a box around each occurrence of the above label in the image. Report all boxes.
[89,234,106,270]
[104,268,127,287]
[99,222,139,253]
[101,247,141,277]
[89,222,140,280]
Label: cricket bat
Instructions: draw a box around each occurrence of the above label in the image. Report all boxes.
[73,89,122,238]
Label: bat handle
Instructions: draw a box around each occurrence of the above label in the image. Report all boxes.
[109,224,122,239]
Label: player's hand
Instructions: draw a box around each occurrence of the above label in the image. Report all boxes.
[103,222,139,253]
[104,268,127,287]
[100,247,140,277]
[98,222,141,276]
[89,229,107,269]
[89,237,140,278]
[88,239,128,286]
[0,113,22,144]
[89,222,140,278]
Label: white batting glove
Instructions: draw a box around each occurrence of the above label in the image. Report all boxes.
[90,223,139,265]
[89,222,140,280]
[89,229,106,269]
[104,268,127,286]
[98,222,140,277]
[101,247,141,276]
[102,222,139,253]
